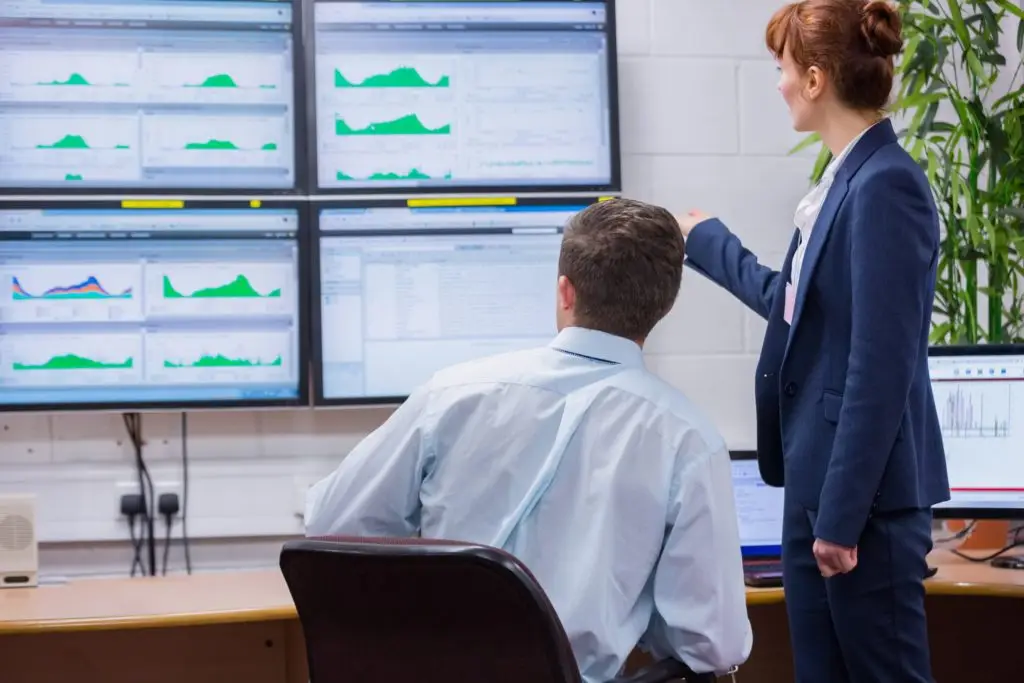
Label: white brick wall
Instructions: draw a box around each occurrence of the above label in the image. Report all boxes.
[3,0,818,577]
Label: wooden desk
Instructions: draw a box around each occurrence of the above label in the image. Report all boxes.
[0,570,307,683]
[0,551,1021,683]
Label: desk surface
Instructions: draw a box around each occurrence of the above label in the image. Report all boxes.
[2,550,1021,634]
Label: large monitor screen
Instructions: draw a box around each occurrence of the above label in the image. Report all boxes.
[0,0,299,191]
[0,203,306,410]
[311,0,616,193]
[314,201,590,403]
[929,347,1024,518]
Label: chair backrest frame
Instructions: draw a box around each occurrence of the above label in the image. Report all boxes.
[280,536,584,683]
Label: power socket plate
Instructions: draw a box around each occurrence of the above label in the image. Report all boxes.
[115,480,182,519]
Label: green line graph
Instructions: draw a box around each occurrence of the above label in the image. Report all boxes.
[164,354,283,369]
[334,114,450,136]
[162,274,281,299]
[334,67,449,88]
[13,354,133,371]
[183,73,277,89]
[336,169,452,181]
[182,139,279,151]
[35,135,130,150]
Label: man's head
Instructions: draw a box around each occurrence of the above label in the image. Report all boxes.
[556,198,684,343]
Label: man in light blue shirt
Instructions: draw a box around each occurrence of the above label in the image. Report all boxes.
[305,198,753,680]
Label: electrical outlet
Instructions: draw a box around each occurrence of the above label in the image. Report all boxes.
[114,480,182,519]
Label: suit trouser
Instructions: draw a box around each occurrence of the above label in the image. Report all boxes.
[782,491,934,683]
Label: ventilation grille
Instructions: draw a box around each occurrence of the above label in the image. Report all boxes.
[0,513,34,552]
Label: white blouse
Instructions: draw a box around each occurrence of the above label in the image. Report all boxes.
[789,121,881,291]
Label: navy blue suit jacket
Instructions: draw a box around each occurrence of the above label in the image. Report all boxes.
[685,120,950,548]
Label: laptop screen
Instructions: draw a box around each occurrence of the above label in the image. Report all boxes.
[732,456,784,559]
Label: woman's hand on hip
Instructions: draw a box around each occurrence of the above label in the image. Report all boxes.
[678,210,712,238]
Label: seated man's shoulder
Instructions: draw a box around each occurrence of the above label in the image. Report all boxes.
[427,347,548,390]
[619,368,727,453]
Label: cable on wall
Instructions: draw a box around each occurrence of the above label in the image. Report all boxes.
[123,413,156,576]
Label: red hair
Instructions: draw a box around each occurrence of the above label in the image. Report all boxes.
[766,0,903,111]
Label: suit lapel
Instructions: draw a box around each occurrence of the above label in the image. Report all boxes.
[787,173,848,337]
[783,118,898,355]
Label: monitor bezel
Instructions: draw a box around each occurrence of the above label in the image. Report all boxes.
[303,0,622,196]
[729,449,783,559]
[0,198,312,412]
[309,195,600,407]
[928,343,1024,520]
[0,0,310,197]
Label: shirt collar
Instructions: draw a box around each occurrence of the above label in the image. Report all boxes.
[822,119,882,183]
[549,326,644,367]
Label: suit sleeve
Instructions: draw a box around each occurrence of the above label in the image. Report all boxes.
[304,387,434,537]
[684,218,782,320]
[813,168,937,547]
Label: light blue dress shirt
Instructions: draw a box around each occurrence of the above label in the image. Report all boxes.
[305,326,753,680]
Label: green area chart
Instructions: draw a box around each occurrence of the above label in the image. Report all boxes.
[164,354,283,368]
[333,66,449,88]
[334,114,450,136]
[14,354,133,371]
[336,169,453,181]
[35,73,130,87]
[36,134,129,150]
[184,74,277,89]
[183,140,278,150]
[162,274,281,299]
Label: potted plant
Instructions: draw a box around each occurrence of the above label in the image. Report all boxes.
[792,0,1024,343]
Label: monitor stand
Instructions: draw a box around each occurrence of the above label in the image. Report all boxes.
[990,555,1024,570]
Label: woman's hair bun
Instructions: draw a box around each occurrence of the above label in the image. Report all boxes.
[861,1,903,57]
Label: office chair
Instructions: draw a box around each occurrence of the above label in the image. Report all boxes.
[280,537,720,683]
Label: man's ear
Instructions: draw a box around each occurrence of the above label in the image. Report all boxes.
[557,275,575,311]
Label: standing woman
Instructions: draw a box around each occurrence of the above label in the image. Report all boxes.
[681,1,949,681]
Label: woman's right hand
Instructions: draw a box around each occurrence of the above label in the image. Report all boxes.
[678,210,711,238]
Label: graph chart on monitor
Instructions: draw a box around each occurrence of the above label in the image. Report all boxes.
[143,52,288,106]
[0,0,297,190]
[2,264,143,323]
[0,333,143,387]
[1,113,139,184]
[141,115,290,173]
[1,49,140,104]
[312,0,614,191]
[145,330,292,385]
[0,205,304,409]
[145,263,293,319]
[934,380,1012,439]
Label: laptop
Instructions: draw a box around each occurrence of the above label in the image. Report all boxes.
[731,451,785,587]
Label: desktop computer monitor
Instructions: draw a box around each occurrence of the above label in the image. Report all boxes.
[309,0,618,193]
[313,199,594,404]
[731,451,784,560]
[0,0,300,191]
[929,345,1024,519]
[0,201,307,410]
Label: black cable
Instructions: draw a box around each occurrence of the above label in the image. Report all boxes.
[128,514,143,577]
[123,413,156,576]
[161,515,172,576]
[934,520,977,544]
[181,412,192,574]
[950,525,1024,563]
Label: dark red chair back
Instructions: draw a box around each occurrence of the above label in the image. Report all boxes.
[280,537,717,683]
